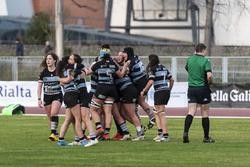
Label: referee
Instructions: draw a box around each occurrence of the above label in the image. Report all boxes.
[183,43,215,143]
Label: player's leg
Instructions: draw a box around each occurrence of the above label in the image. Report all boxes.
[154,105,169,142]
[138,95,155,129]
[100,97,114,140]
[81,107,96,139]
[201,104,215,143]
[153,107,162,141]
[90,97,104,134]
[57,108,73,146]
[183,87,198,143]
[183,103,197,143]
[135,78,155,129]
[112,102,130,140]
[70,104,87,145]
[44,105,52,132]
[48,98,62,141]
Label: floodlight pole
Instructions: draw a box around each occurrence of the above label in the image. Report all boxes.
[105,0,113,32]
[55,0,64,59]
[125,0,132,34]
[190,1,199,45]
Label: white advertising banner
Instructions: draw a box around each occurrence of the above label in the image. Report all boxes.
[146,82,188,107]
[0,81,188,108]
[0,81,37,107]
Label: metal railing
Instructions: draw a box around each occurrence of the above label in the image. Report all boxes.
[1,56,250,83]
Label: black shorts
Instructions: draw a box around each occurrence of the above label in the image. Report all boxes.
[79,88,90,108]
[94,85,118,100]
[89,91,95,99]
[88,91,95,106]
[134,75,147,96]
[188,86,211,104]
[64,91,80,108]
[154,90,170,105]
[114,88,121,103]
[43,93,63,106]
[120,85,138,103]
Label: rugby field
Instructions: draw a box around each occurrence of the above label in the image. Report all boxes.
[0,116,250,167]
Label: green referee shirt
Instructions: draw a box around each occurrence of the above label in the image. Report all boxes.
[185,54,212,87]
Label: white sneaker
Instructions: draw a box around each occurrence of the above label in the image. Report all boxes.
[68,141,80,146]
[153,135,161,141]
[132,135,145,141]
[84,139,98,147]
[155,136,170,142]
[119,134,130,141]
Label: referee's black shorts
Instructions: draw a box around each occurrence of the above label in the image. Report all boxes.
[188,86,211,104]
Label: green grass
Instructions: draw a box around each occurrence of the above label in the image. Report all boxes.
[0,116,250,167]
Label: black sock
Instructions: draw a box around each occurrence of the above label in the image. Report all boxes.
[104,128,110,134]
[145,108,155,120]
[51,129,57,134]
[163,133,169,138]
[89,132,96,140]
[202,117,210,139]
[74,136,80,142]
[95,122,102,130]
[82,130,87,138]
[79,137,85,141]
[135,104,141,119]
[51,116,59,134]
[119,122,129,135]
[114,119,123,134]
[184,114,194,134]
[158,129,163,135]
[59,137,64,141]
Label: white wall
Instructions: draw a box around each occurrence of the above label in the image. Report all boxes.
[0,0,33,17]
[213,0,250,46]
[110,0,250,46]
[0,81,188,108]
[110,0,206,42]
[0,0,8,16]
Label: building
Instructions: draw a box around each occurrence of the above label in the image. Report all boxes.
[1,0,250,46]
[0,0,33,17]
[32,0,105,29]
[0,0,105,29]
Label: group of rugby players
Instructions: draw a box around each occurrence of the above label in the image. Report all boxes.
[37,44,174,147]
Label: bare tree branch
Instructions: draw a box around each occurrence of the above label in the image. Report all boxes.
[71,0,97,11]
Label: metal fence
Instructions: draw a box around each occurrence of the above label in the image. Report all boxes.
[1,56,250,83]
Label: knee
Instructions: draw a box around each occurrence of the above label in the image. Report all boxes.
[90,99,102,109]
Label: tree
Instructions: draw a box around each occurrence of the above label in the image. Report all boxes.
[189,0,250,56]
[25,12,54,44]
[204,0,214,56]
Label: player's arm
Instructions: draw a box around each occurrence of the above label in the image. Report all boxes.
[141,69,154,96]
[79,67,88,78]
[207,71,212,84]
[84,61,98,76]
[205,59,212,84]
[116,60,131,78]
[83,67,93,76]
[141,79,154,96]
[185,62,188,72]
[169,77,174,90]
[59,69,74,84]
[37,80,43,108]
